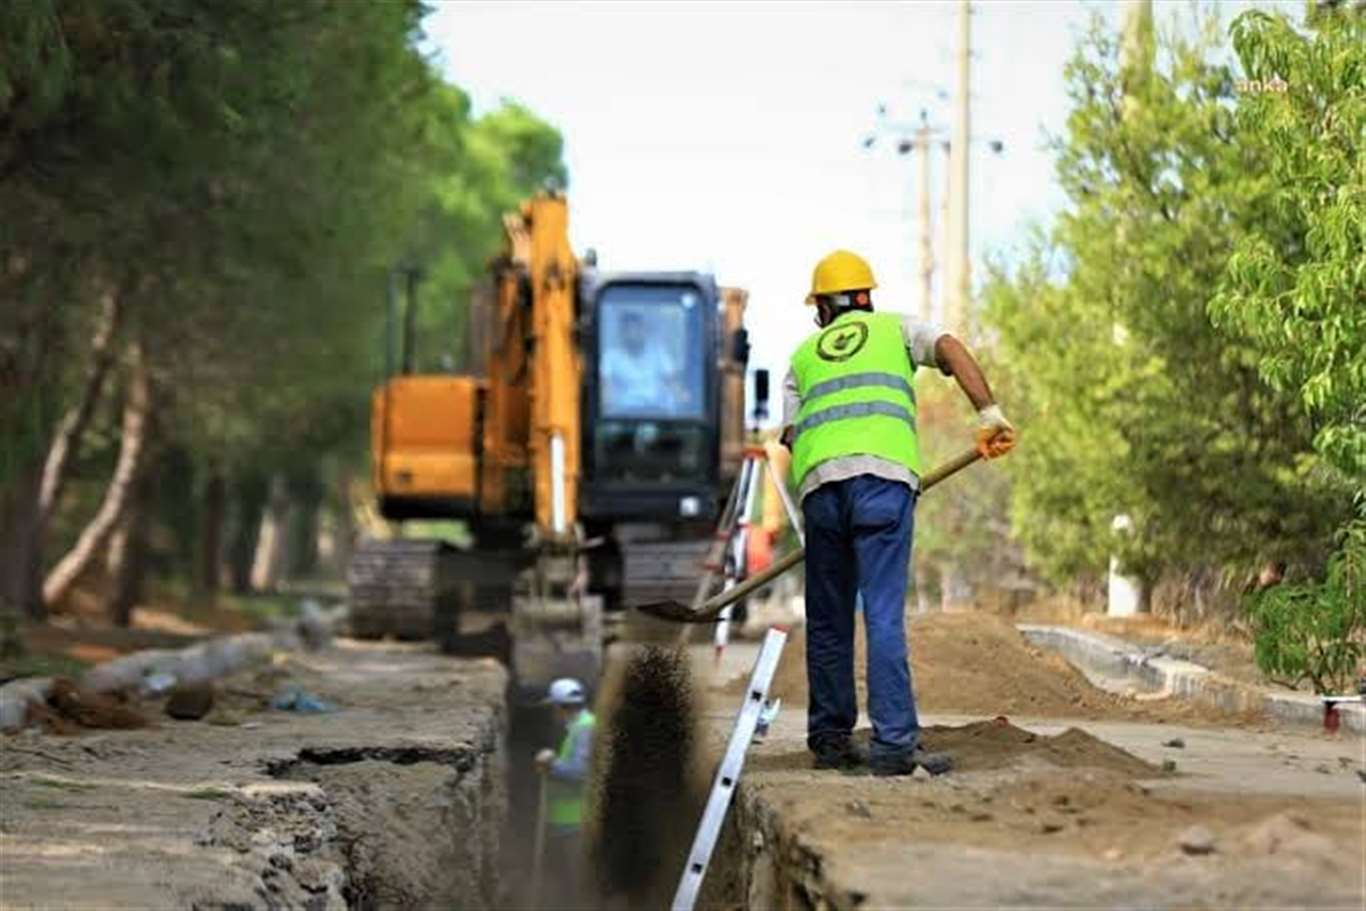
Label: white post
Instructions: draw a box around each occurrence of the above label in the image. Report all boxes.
[550,432,566,536]
[1107,514,1142,616]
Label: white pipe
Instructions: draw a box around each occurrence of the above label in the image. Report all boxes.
[550,432,566,536]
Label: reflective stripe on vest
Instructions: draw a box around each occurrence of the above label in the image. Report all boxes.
[789,312,922,490]
[803,371,915,404]
[793,399,916,440]
[548,709,595,828]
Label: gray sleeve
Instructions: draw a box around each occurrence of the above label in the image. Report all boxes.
[549,722,593,783]
[780,367,801,428]
[901,317,949,373]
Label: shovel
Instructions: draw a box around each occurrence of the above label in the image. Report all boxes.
[531,769,548,906]
[634,446,982,623]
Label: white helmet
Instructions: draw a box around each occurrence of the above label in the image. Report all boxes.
[545,678,586,706]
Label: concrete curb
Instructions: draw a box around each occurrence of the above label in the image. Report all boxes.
[1017,623,1365,734]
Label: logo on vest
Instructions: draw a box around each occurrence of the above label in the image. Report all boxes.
[815,321,869,362]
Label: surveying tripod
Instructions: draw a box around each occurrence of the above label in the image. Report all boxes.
[681,370,803,656]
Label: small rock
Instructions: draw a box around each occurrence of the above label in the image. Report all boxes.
[1178,825,1216,855]
[1356,770,1366,784]
[1315,764,1332,775]
[166,682,215,721]
[969,812,993,822]
[1040,820,1064,834]
[1162,737,1185,749]
[1161,759,1178,773]
[1103,847,1123,862]
[845,799,872,819]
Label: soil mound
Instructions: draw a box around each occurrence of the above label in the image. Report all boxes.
[750,719,1158,778]
[918,720,1157,776]
[748,611,1132,719]
[590,646,703,905]
[33,677,148,732]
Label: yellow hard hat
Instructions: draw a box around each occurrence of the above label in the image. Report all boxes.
[806,250,877,305]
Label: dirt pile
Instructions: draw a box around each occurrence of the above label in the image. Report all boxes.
[590,645,704,906]
[751,719,1159,778]
[917,720,1159,775]
[24,677,148,733]
[746,611,1133,718]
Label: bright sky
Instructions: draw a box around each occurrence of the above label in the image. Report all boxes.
[423,1,1260,389]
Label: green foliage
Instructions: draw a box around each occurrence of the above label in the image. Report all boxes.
[1212,9,1366,482]
[1248,517,1366,694]
[1,2,567,596]
[982,7,1354,593]
[913,357,1021,592]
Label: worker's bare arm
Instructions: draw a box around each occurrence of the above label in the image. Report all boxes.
[934,335,995,411]
[935,334,1017,459]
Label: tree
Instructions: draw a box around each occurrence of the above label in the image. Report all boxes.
[1,1,569,621]
[982,6,1355,611]
[1212,7,1366,484]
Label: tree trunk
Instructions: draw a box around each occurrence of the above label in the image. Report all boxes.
[250,474,291,593]
[0,465,46,620]
[286,467,323,579]
[37,288,122,523]
[939,561,973,613]
[106,472,150,628]
[227,472,268,595]
[194,469,226,606]
[331,465,356,578]
[914,564,937,614]
[42,345,152,609]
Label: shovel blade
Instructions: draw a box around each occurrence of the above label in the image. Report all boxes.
[634,600,722,623]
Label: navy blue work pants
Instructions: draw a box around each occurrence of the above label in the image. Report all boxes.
[801,475,920,760]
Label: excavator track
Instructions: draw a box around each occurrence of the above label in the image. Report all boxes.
[346,539,463,645]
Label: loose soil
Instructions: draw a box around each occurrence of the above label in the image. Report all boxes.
[23,677,150,734]
[590,645,707,907]
[733,611,1262,724]
[749,719,1160,778]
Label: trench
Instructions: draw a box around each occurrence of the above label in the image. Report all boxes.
[188,642,799,911]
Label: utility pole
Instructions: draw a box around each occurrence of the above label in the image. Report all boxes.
[915,114,935,323]
[864,107,948,324]
[948,0,972,337]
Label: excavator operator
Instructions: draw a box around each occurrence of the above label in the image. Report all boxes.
[779,249,1016,776]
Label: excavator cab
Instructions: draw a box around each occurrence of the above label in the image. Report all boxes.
[581,273,722,523]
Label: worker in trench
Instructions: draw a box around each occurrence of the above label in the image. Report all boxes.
[535,677,597,903]
[780,250,1017,776]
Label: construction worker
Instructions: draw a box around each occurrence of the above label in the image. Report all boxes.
[780,250,1016,776]
[534,677,596,902]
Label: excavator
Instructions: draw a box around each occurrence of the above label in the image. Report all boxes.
[347,191,750,694]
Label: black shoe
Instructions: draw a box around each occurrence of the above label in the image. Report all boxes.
[870,747,953,777]
[811,736,867,770]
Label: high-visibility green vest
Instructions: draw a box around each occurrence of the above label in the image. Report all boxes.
[790,311,922,490]
[548,709,595,828]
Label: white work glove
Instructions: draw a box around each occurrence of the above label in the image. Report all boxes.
[974,404,1017,460]
[535,748,555,773]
